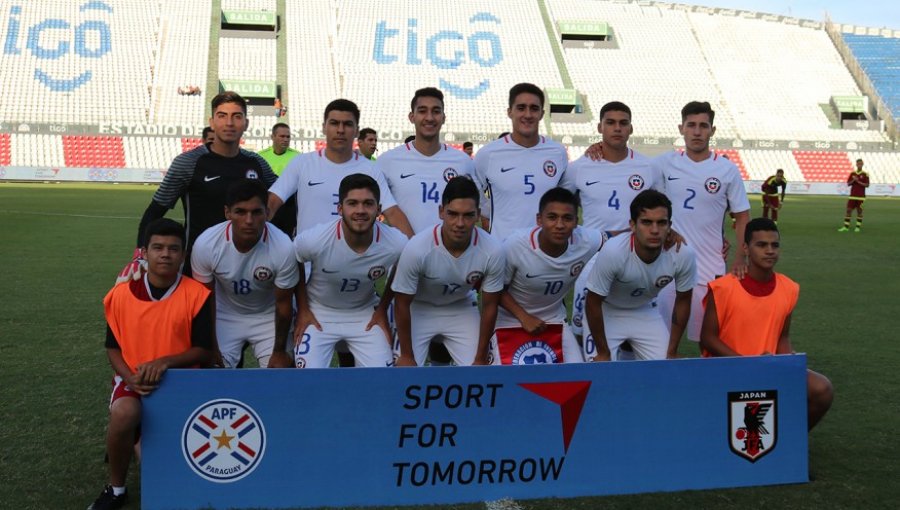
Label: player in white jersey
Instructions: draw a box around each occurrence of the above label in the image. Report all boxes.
[267,98,414,236]
[492,188,603,365]
[584,190,696,361]
[653,101,750,343]
[474,83,568,241]
[378,87,476,234]
[391,177,506,366]
[292,174,407,368]
[562,102,664,346]
[191,179,300,368]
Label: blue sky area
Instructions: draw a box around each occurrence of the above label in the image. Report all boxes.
[696,0,898,30]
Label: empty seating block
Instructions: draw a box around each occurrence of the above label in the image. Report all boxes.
[0,134,10,166]
[792,151,852,182]
[62,136,125,168]
[182,138,205,153]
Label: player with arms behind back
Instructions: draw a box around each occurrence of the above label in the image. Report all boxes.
[701,218,833,430]
[391,177,506,366]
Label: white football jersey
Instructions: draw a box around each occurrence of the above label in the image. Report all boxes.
[560,149,662,231]
[391,225,506,311]
[498,226,603,328]
[191,221,300,316]
[585,233,696,309]
[655,151,749,282]
[474,135,568,241]
[269,149,398,232]
[294,219,407,322]
[377,142,475,233]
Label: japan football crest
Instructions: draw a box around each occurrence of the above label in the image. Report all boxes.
[728,390,777,463]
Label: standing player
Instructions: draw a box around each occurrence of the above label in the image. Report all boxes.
[119,92,278,282]
[202,126,215,145]
[377,87,475,234]
[391,177,505,366]
[838,158,869,233]
[462,141,474,158]
[190,179,299,369]
[357,128,378,160]
[561,101,663,346]
[584,190,696,361]
[474,83,568,240]
[90,219,213,510]
[258,123,300,176]
[653,101,750,345]
[492,188,602,365]
[267,99,412,236]
[292,174,407,368]
[761,169,787,223]
[701,218,833,430]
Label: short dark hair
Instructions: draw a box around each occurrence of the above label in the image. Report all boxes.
[271,122,290,135]
[404,135,415,144]
[201,126,213,139]
[339,173,380,204]
[599,101,632,120]
[411,87,444,111]
[225,179,268,209]
[211,91,247,114]
[630,190,672,222]
[442,176,479,207]
[681,101,715,124]
[776,168,784,174]
[539,187,578,214]
[856,158,863,164]
[744,217,779,244]
[358,127,376,140]
[324,99,360,124]
[463,141,473,149]
[508,83,544,108]
[142,218,185,249]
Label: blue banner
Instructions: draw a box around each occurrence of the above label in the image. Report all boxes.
[142,355,808,509]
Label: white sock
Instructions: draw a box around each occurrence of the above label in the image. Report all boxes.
[112,486,126,496]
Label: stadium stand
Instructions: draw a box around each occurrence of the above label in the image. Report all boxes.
[0,134,10,166]
[843,33,900,119]
[714,149,749,180]
[62,135,125,168]
[285,0,339,130]
[848,151,900,184]
[123,136,182,170]
[219,38,276,82]
[9,134,65,168]
[792,150,853,182]
[738,149,804,182]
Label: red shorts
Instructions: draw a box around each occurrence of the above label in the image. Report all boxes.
[846,198,864,210]
[762,195,780,208]
[109,375,141,409]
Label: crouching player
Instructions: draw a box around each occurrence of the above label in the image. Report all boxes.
[700,218,833,430]
[391,177,506,366]
[90,219,213,510]
[584,190,696,361]
[292,174,408,368]
[492,188,603,364]
[190,179,300,368]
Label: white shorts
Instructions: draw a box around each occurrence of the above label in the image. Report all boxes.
[398,301,480,366]
[295,318,393,368]
[656,282,707,342]
[490,322,584,365]
[570,253,597,339]
[217,312,275,368]
[583,303,669,361]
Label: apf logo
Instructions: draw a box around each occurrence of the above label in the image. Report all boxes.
[728,390,777,463]
[373,12,503,99]
[182,399,266,483]
[3,2,113,91]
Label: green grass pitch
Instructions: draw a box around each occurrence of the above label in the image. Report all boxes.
[0,183,898,509]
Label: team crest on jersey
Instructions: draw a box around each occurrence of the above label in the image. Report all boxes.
[704,177,722,194]
[655,275,673,288]
[628,174,645,191]
[253,266,273,282]
[466,271,484,285]
[182,399,266,483]
[368,265,387,280]
[246,169,259,179]
[570,261,585,277]
[728,390,777,463]
[512,341,559,365]
[295,357,306,369]
[543,160,558,177]
[443,167,459,182]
